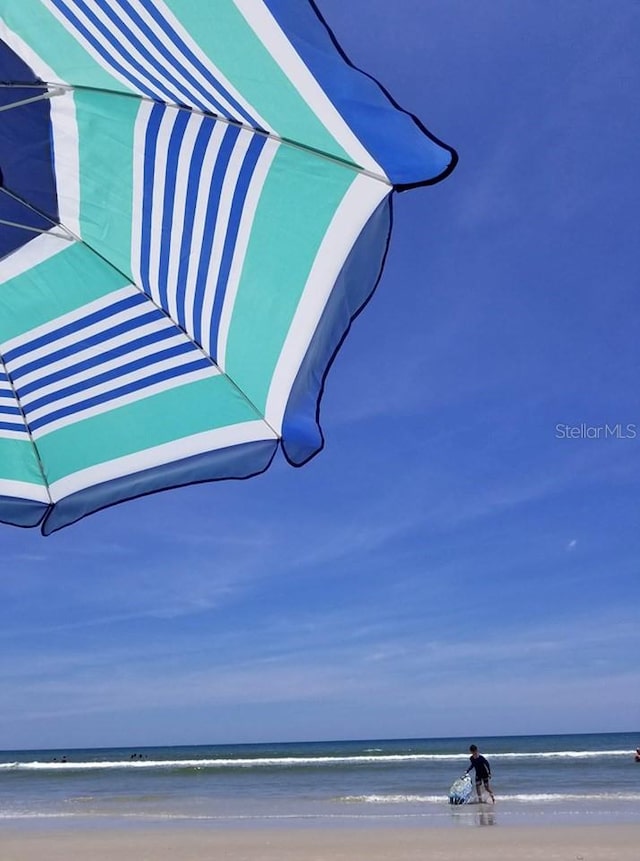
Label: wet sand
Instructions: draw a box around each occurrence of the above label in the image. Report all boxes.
[1,823,638,861]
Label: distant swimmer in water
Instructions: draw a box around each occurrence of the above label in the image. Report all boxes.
[466,744,495,803]
[635,748,640,763]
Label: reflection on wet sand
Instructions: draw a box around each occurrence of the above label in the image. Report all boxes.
[449,805,496,827]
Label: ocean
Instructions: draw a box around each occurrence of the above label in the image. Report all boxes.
[1,732,638,829]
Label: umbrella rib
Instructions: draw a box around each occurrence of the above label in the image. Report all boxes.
[0,186,282,443]
[0,218,74,241]
[0,82,393,187]
[0,189,76,242]
[0,86,66,113]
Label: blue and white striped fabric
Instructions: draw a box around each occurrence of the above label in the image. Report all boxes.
[3,287,218,438]
[0,369,26,437]
[0,0,456,533]
[45,0,268,127]
[132,104,278,360]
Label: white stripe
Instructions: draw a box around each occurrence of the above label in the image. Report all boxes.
[13,317,176,392]
[49,89,81,238]
[0,429,28,440]
[26,351,215,423]
[0,232,68,292]
[128,0,273,130]
[131,100,152,289]
[265,175,389,432]
[147,108,179,305]
[18,333,187,408]
[48,418,277,500]
[233,0,385,178]
[32,366,217,440]
[0,478,49,503]
[6,302,158,379]
[165,114,203,322]
[1,285,136,354]
[182,121,228,337]
[199,130,253,355]
[217,137,279,372]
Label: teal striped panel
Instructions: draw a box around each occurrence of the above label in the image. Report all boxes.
[0,0,132,91]
[0,437,44,486]
[225,145,356,412]
[37,373,261,484]
[75,89,138,277]
[0,243,131,344]
[164,0,352,164]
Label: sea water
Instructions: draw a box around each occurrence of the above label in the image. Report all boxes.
[0,732,638,828]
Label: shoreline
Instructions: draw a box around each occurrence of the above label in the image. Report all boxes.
[0,823,638,861]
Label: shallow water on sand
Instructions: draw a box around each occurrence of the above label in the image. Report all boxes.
[1,732,638,828]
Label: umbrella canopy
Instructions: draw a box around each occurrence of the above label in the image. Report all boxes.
[0,0,456,534]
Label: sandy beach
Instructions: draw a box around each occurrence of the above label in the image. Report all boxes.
[1,824,639,861]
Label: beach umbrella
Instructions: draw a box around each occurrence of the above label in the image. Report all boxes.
[0,0,456,534]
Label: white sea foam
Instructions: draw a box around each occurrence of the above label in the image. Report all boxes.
[340,794,443,804]
[0,812,77,819]
[489,750,633,760]
[0,747,634,772]
[337,792,640,805]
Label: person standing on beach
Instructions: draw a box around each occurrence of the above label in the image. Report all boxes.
[466,744,495,803]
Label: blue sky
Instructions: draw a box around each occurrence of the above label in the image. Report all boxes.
[1,0,638,750]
